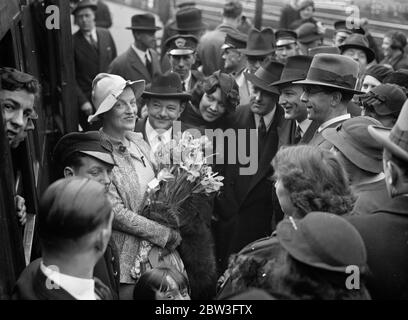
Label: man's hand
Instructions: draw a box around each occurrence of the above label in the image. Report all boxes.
[15,195,27,226]
[80,102,93,116]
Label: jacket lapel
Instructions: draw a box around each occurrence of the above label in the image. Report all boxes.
[134,117,148,143]
[128,47,151,81]
[300,120,319,144]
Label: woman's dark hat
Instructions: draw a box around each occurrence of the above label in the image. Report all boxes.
[308,45,340,57]
[170,8,207,32]
[296,22,323,44]
[71,0,97,15]
[365,64,393,83]
[237,28,276,56]
[126,13,161,31]
[276,212,367,273]
[271,55,313,87]
[142,72,192,100]
[294,53,363,94]
[339,34,375,63]
[322,116,384,173]
[368,99,408,162]
[244,60,284,94]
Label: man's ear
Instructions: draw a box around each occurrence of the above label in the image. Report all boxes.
[179,101,186,114]
[385,160,399,187]
[63,167,75,178]
[330,91,342,107]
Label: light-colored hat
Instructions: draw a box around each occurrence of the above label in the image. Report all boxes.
[88,73,145,123]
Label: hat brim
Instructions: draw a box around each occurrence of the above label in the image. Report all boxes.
[322,127,382,173]
[276,39,297,47]
[88,80,145,123]
[126,26,162,31]
[237,48,275,56]
[294,79,364,95]
[80,151,116,166]
[368,125,408,162]
[298,34,323,44]
[339,44,375,63]
[244,72,279,95]
[72,4,97,15]
[170,22,208,32]
[168,49,195,55]
[142,92,192,100]
[271,77,305,87]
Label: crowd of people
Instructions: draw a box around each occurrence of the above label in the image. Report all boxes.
[2,0,408,300]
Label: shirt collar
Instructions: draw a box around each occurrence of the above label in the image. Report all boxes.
[296,118,313,137]
[318,114,351,133]
[40,261,96,300]
[132,44,150,63]
[351,172,385,193]
[182,72,192,91]
[145,118,172,151]
[83,28,97,41]
[254,107,276,130]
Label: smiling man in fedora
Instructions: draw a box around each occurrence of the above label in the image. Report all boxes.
[108,13,162,86]
[294,53,363,149]
[346,100,408,299]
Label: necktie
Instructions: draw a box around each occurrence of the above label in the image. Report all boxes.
[294,125,302,144]
[145,52,152,76]
[182,81,186,91]
[258,116,267,158]
[88,34,98,51]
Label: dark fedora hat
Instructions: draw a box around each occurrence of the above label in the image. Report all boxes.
[277,212,367,273]
[244,60,284,94]
[339,34,375,63]
[238,28,275,56]
[322,116,384,173]
[271,55,313,87]
[53,131,116,166]
[296,22,323,45]
[170,8,207,32]
[275,29,297,47]
[71,0,97,15]
[164,34,198,55]
[368,99,408,162]
[308,45,340,57]
[294,53,363,94]
[126,13,161,31]
[142,72,192,100]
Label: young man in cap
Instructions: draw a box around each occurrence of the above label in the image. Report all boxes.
[296,22,324,55]
[53,131,120,299]
[165,34,204,93]
[197,1,243,76]
[323,116,390,215]
[275,30,299,64]
[271,55,319,147]
[1,67,40,227]
[214,60,284,272]
[238,28,276,75]
[13,177,114,300]
[359,83,406,127]
[221,31,250,106]
[72,0,117,130]
[108,13,162,85]
[295,54,362,149]
[381,31,408,70]
[346,99,408,299]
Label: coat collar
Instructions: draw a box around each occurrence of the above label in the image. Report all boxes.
[373,195,408,216]
[126,46,151,81]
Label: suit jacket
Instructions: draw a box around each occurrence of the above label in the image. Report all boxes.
[12,259,113,300]
[277,118,319,149]
[108,46,161,83]
[73,27,117,105]
[347,196,408,299]
[214,104,284,271]
[308,116,349,149]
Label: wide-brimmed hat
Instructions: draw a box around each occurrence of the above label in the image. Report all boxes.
[368,99,408,162]
[296,22,323,45]
[271,55,313,87]
[53,131,116,166]
[237,28,275,56]
[88,74,145,123]
[276,212,367,273]
[170,8,207,32]
[71,0,97,15]
[221,31,248,50]
[142,72,192,100]
[359,84,407,116]
[339,34,375,63]
[294,53,363,94]
[308,45,340,57]
[275,29,297,47]
[244,60,284,94]
[126,13,161,31]
[164,34,198,55]
[322,116,384,173]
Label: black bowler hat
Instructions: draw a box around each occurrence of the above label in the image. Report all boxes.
[308,45,340,57]
[271,55,313,87]
[275,29,297,47]
[170,8,207,32]
[244,60,284,94]
[71,0,97,15]
[142,72,192,100]
[339,34,375,63]
[238,28,276,56]
[126,13,161,31]
[164,34,198,55]
[53,131,116,166]
[222,31,248,50]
